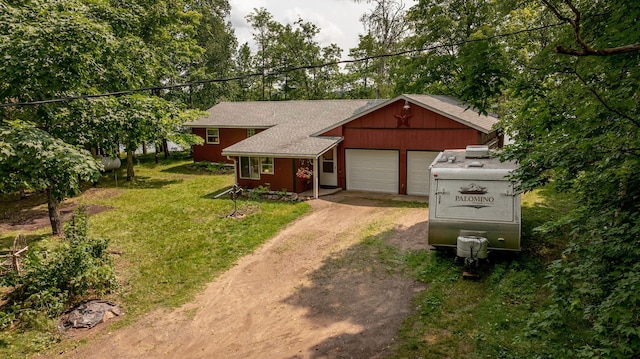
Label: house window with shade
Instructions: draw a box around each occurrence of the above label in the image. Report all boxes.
[206,128,220,144]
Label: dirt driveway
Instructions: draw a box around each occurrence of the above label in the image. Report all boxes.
[58,192,430,359]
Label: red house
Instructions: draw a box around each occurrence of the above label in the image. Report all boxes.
[184,94,500,198]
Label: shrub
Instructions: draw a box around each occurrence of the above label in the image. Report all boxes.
[0,207,118,329]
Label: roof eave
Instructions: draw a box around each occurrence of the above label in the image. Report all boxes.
[312,94,497,135]
[183,123,273,129]
[222,137,343,159]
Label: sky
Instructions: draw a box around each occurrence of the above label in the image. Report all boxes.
[228,0,416,60]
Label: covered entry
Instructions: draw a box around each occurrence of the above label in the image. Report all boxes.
[345,149,399,194]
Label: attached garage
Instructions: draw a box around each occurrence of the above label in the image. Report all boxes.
[345,149,399,194]
[406,151,440,196]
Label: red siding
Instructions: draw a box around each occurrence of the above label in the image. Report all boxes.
[192,128,257,164]
[331,99,490,194]
[193,99,494,195]
[236,158,300,193]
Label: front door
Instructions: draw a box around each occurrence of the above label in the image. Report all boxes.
[319,147,337,187]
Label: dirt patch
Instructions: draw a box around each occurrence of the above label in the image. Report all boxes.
[0,188,117,233]
[55,192,431,359]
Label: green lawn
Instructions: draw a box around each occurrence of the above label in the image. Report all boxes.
[0,156,574,358]
[0,154,309,356]
[391,188,575,358]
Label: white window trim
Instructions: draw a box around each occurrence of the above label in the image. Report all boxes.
[260,157,274,174]
[239,157,274,179]
[239,157,260,179]
[206,128,220,144]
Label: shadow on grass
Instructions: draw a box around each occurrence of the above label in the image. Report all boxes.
[96,174,183,190]
[161,162,235,176]
[202,186,235,200]
[520,185,574,261]
[0,232,49,251]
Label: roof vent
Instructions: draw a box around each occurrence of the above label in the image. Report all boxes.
[465,145,490,158]
[468,161,483,167]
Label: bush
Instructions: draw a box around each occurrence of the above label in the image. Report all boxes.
[0,207,118,329]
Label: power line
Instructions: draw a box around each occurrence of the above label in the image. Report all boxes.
[0,22,563,108]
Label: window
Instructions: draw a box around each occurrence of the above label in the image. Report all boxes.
[247,128,256,137]
[239,157,260,179]
[240,157,274,179]
[261,157,274,174]
[206,128,220,144]
[322,150,334,173]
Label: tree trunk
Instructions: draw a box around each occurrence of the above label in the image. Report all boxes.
[46,187,63,235]
[163,138,169,159]
[142,141,147,155]
[155,142,160,164]
[127,149,135,181]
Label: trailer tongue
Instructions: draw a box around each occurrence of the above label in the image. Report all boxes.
[428,146,521,277]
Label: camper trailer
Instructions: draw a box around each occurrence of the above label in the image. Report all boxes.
[428,146,520,264]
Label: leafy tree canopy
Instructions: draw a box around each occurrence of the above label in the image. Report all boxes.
[0,121,102,234]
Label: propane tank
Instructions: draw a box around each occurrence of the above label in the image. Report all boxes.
[98,156,121,171]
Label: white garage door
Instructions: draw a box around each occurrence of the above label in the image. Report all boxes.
[407,151,440,196]
[346,149,399,194]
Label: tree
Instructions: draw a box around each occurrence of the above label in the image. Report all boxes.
[0,0,212,181]
[0,122,102,235]
[497,1,640,356]
[166,0,238,109]
[394,0,640,355]
[241,8,343,101]
[395,0,510,111]
[351,0,410,98]
[110,95,204,181]
[344,34,379,98]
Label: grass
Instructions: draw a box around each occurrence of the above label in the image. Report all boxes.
[390,186,575,358]
[0,157,575,358]
[0,153,309,357]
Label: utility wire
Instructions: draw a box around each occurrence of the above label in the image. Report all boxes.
[0,22,564,108]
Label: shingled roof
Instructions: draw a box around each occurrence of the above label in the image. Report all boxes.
[183,95,498,158]
[312,94,498,136]
[184,99,383,157]
[403,94,498,133]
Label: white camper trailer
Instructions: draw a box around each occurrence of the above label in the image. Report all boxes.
[428,146,521,261]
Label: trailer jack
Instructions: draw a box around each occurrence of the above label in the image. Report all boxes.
[462,249,481,279]
[456,236,488,279]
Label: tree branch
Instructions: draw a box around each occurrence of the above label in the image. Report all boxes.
[542,0,640,56]
[556,43,640,56]
[571,68,640,129]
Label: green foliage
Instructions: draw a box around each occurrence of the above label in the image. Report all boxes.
[0,207,117,330]
[398,0,640,355]
[235,8,343,101]
[396,250,548,358]
[395,0,511,111]
[348,0,409,98]
[186,161,230,174]
[0,121,101,201]
[495,1,640,357]
[0,0,214,182]
[248,184,271,200]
